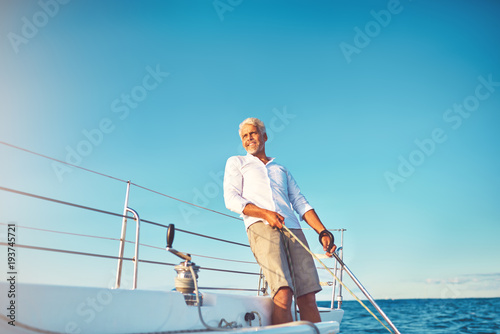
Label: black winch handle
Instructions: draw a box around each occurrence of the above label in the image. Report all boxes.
[166,224,175,249]
[166,224,192,262]
[318,230,335,253]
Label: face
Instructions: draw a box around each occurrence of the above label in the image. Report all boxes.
[240,124,267,155]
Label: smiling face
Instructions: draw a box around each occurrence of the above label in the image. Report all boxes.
[240,124,267,156]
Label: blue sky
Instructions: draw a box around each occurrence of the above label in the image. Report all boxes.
[1,0,499,301]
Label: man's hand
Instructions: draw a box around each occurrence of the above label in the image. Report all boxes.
[302,210,337,257]
[265,210,285,229]
[320,234,336,258]
[243,203,285,229]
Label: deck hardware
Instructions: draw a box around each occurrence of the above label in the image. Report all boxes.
[166,224,203,306]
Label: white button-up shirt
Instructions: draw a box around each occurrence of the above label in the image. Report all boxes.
[223,154,313,230]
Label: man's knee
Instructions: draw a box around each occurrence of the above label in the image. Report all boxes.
[297,292,317,306]
[273,287,293,308]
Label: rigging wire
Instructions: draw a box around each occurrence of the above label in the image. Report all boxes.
[0,242,135,262]
[0,141,127,183]
[0,186,249,248]
[131,182,241,221]
[0,141,242,221]
[0,242,260,277]
[1,141,250,246]
[0,222,256,264]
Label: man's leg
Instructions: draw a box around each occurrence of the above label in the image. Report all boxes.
[272,287,293,324]
[247,223,295,324]
[297,292,321,323]
[285,229,322,323]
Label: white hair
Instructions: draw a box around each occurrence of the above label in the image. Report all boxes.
[238,118,266,137]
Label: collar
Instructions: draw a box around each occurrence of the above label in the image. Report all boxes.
[246,153,275,165]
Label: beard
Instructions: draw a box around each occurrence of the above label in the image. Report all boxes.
[245,143,261,155]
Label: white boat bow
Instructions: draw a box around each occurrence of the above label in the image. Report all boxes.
[0,282,342,334]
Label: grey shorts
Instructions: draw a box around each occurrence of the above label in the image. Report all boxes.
[247,222,321,298]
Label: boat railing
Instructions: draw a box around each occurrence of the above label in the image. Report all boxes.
[0,182,345,305]
[0,140,345,309]
[0,186,263,289]
[1,141,404,333]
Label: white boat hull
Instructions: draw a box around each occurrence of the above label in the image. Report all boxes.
[0,283,342,333]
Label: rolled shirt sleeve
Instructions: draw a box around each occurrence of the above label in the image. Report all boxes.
[286,170,313,220]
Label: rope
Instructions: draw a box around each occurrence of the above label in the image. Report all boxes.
[279,229,299,321]
[189,265,237,331]
[281,226,394,334]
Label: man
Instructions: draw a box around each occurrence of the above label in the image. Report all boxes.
[223,117,336,325]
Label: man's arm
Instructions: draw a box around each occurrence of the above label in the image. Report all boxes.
[223,157,251,214]
[303,209,336,257]
[285,170,336,256]
[243,203,285,229]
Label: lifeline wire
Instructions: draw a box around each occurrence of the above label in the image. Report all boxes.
[0,222,255,264]
[281,225,394,334]
[0,242,259,277]
[0,186,249,248]
[0,141,242,221]
[0,141,127,183]
[131,182,241,221]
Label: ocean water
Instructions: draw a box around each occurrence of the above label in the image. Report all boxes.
[318,298,500,334]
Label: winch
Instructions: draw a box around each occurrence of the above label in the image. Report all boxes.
[166,224,203,306]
